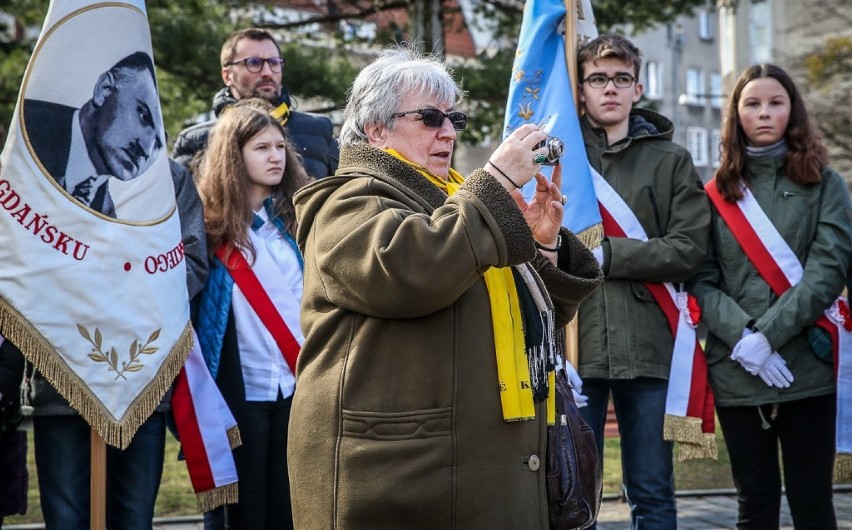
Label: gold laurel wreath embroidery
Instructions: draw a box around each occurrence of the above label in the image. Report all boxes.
[78,325,161,380]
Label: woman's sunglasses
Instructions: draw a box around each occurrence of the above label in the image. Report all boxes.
[391,108,468,131]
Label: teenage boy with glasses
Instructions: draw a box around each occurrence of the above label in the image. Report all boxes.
[571,33,710,529]
[172,28,339,180]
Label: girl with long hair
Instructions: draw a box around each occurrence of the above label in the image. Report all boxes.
[691,64,851,529]
[194,98,311,530]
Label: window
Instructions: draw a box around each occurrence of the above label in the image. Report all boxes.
[687,127,709,167]
[719,5,736,78]
[684,68,706,106]
[699,9,714,40]
[749,1,772,63]
[645,61,664,100]
[711,129,721,167]
[710,72,724,109]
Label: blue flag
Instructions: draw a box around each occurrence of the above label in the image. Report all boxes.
[503,0,601,240]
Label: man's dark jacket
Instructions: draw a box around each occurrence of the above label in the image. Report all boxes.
[171,87,339,179]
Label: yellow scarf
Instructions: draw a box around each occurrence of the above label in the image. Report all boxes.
[270,101,290,126]
[383,148,553,422]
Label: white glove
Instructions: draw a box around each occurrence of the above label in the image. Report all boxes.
[565,362,588,408]
[757,353,794,388]
[591,246,605,267]
[731,330,772,375]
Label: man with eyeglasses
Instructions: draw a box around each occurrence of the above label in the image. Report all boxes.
[172,28,338,180]
[571,34,710,530]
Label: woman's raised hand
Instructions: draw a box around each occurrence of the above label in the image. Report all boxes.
[511,163,564,249]
[485,124,550,193]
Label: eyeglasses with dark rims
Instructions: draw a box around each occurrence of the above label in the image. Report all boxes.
[582,73,636,89]
[226,56,285,73]
[391,108,468,131]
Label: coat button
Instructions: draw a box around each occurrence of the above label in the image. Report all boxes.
[527,455,540,471]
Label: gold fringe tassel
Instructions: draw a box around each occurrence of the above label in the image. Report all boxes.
[0,299,193,449]
[196,482,239,513]
[663,413,705,445]
[575,223,603,250]
[227,425,242,450]
[677,433,718,462]
[835,453,852,481]
[664,414,718,461]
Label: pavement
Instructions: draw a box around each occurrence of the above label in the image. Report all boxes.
[145,487,852,529]
[595,487,852,529]
[5,489,851,529]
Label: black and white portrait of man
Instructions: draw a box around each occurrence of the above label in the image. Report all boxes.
[23,51,164,218]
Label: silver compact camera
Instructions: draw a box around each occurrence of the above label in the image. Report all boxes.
[534,136,564,166]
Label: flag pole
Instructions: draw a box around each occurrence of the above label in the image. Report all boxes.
[563,0,581,368]
[91,429,107,530]
[564,0,580,109]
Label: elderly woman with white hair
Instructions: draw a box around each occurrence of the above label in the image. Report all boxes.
[287,46,603,529]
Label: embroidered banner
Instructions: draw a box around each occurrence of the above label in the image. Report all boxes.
[0,0,190,448]
[503,0,601,247]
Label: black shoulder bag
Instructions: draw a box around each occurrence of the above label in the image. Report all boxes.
[546,367,602,529]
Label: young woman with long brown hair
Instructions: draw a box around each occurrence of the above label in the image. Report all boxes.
[194,98,311,530]
[691,64,851,529]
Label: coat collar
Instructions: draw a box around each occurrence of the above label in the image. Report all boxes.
[337,142,451,210]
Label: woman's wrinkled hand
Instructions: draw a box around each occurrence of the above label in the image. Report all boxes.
[486,124,550,192]
[511,163,564,248]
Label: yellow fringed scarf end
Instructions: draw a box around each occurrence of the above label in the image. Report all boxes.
[195,482,239,513]
[664,414,718,461]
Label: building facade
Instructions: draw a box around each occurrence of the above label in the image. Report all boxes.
[627,6,723,182]
[717,0,852,177]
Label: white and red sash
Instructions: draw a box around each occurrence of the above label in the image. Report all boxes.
[215,245,300,374]
[706,180,852,478]
[171,241,304,510]
[171,330,240,511]
[592,171,716,460]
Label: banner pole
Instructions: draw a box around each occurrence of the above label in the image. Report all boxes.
[91,428,106,530]
[564,0,580,109]
[563,0,582,368]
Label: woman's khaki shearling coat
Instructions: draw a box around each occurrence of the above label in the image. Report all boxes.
[288,143,603,529]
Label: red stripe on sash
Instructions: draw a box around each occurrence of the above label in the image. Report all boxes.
[705,183,792,293]
[216,246,300,374]
[172,368,215,493]
[600,204,712,428]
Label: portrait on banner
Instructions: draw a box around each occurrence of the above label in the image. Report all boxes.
[18,5,172,223]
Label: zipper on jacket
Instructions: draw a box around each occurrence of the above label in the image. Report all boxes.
[644,186,664,236]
